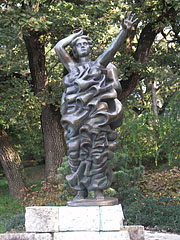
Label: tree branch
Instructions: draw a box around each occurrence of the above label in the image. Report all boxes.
[119,6,179,100]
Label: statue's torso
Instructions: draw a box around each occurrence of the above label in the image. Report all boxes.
[61,61,123,191]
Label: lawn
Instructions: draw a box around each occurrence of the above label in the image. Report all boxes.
[0,165,44,233]
[0,179,24,233]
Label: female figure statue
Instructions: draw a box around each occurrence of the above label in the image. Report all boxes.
[55,12,137,204]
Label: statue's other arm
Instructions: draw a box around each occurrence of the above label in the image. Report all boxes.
[54,30,83,72]
[96,12,137,67]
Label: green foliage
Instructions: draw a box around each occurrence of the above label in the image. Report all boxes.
[111,149,144,198]
[0,180,24,233]
[122,167,180,233]
[4,213,25,233]
[0,180,23,215]
[123,195,180,233]
[57,156,71,181]
[57,156,77,200]
[0,77,44,161]
[117,104,180,167]
[0,78,41,128]
[0,0,179,168]
[138,167,180,201]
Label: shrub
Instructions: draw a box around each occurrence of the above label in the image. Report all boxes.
[117,107,180,167]
[138,167,180,201]
[4,213,25,233]
[111,148,144,201]
[123,195,180,233]
[122,167,180,233]
[21,181,70,206]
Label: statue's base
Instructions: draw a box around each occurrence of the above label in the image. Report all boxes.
[25,204,124,233]
[0,205,145,240]
[68,197,118,206]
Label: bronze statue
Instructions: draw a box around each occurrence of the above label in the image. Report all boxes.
[55,12,137,206]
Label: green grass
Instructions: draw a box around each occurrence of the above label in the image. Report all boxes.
[0,179,24,233]
[0,165,45,233]
[0,170,44,233]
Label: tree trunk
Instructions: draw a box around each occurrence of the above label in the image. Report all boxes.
[152,81,158,116]
[23,32,66,183]
[41,105,66,183]
[0,126,26,198]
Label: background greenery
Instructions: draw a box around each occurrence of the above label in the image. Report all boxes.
[0,0,180,234]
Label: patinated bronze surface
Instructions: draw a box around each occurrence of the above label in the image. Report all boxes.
[55,12,137,206]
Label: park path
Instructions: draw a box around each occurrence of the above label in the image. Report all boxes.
[145,231,180,240]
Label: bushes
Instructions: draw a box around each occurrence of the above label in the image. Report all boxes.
[4,213,25,232]
[138,167,180,201]
[117,108,180,167]
[122,167,180,233]
[113,94,180,233]
[123,195,180,233]
[111,150,144,201]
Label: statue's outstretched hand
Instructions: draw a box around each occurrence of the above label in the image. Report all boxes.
[122,11,138,30]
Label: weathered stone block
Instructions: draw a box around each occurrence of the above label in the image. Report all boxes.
[0,233,35,240]
[99,231,130,240]
[54,232,99,240]
[25,206,59,232]
[122,225,145,240]
[25,205,125,232]
[34,233,53,240]
[0,233,52,240]
[54,231,130,240]
[59,206,99,231]
[99,204,124,231]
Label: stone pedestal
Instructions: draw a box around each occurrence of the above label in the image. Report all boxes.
[0,205,145,240]
[25,205,131,240]
[53,231,130,240]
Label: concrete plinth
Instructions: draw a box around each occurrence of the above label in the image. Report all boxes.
[25,205,124,233]
[0,205,144,240]
[25,206,59,232]
[100,204,124,231]
[54,231,130,240]
[58,206,99,231]
[123,226,145,240]
[0,233,52,240]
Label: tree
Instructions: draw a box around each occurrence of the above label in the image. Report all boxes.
[0,0,122,182]
[114,0,180,101]
[23,31,66,183]
[0,0,179,186]
[0,125,26,198]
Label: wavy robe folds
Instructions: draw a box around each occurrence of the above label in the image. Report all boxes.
[61,62,123,191]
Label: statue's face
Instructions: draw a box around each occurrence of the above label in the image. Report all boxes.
[75,38,91,58]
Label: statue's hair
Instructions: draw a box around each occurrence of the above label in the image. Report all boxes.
[70,35,93,59]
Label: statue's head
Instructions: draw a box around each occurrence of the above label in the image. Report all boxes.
[70,35,93,59]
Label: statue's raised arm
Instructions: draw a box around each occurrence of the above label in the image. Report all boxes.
[54,30,83,72]
[95,12,138,67]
